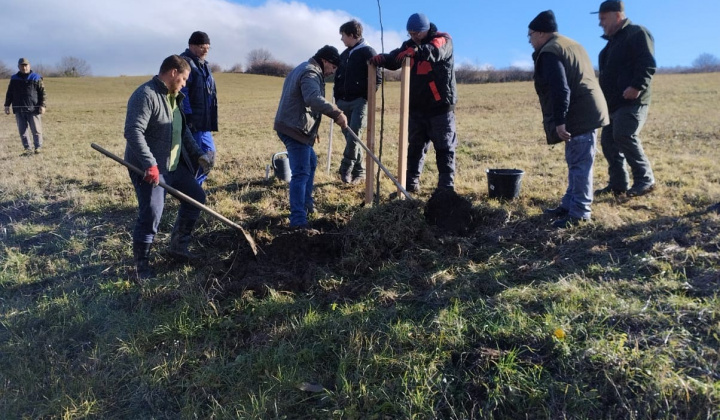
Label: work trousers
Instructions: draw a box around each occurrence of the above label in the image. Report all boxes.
[407,110,457,189]
[130,159,205,244]
[600,104,654,190]
[337,97,368,178]
[15,112,43,150]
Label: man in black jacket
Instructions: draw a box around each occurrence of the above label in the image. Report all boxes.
[371,13,458,193]
[4,58,46,154]
[593,0,657,198]
[334,20,382,184]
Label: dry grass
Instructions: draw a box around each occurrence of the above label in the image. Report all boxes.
[1,72,719,419]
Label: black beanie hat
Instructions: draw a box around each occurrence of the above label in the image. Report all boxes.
[529,10,558,33]
[189,31,210,45]
[313,45,341,67]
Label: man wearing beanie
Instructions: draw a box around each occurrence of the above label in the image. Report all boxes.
[4,58,46,155]
[274,46,348,228]
[528,10,609,228]
[593,0,657,198]
[334,19,382,185]
[370,13,458,193]
[180,30,218,185]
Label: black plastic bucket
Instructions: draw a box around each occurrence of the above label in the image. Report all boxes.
[272,152,291,182]
[486,169,524,199]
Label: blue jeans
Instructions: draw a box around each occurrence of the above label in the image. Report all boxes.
[15,112,43,150]
[191,130,215,185]
[561,130,596,220]
[130,159,206,243]
[407,110,457,189]
[337,98,368,178]
[278,132,316,227]
[600,104,654,190]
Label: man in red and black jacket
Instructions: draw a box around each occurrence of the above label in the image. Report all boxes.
[371,13,458,193]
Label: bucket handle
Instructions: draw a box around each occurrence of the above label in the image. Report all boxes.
[271,151,288,169]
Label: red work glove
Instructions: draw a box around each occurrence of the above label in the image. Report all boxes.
[369,54,385,66]
[396,47,416,62]
[143,165,160,186]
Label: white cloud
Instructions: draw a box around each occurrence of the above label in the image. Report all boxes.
[0,0,403,76]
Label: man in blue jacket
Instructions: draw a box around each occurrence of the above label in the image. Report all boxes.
[371,13,458,193]
[4,58,46,155]
[124,55,214,283]
[274,46,348,229]
[180,31,218,185]
[334,19,382,184]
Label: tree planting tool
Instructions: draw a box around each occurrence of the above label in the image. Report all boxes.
[91,143,259,257]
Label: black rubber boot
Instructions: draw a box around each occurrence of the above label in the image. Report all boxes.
[168,218,198,260]
[133,241,154,283]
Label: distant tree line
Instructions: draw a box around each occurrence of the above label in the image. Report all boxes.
[0,56,92,78]
[2,52,719,80]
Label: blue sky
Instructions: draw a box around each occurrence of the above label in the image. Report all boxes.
[1,0,717,76]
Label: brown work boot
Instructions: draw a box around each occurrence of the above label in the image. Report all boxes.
[167,218,199,260]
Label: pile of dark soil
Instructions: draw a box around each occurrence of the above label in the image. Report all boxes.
[425,188,474,235]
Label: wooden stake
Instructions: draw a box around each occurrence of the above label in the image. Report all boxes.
[397,57,411,199]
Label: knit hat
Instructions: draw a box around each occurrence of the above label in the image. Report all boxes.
[188,31,210,45]
[18,58,29,65]
[591,0,624,14]
[314,45,341,66]
[528,10,558,33]
[406,13,430,32]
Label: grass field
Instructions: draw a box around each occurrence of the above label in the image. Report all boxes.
[1,72,719,419]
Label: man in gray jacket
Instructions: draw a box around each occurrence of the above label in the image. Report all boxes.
[124,55,214,282]
[274,45,348,228]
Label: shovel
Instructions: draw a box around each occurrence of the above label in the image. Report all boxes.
[91,143,259,257]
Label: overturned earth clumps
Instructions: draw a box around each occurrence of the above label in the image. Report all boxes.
[425,188,474,235]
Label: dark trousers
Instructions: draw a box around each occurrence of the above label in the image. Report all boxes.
[407,110,457,189]
[130,160,206,244]
[600,104,654,190]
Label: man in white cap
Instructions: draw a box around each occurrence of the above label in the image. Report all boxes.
[370,13,458,194]
[4,58,46,154]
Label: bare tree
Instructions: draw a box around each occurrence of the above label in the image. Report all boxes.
[691,53,720,72]
[0,61,12,79]
[246,48,273,67]
[32,63,58,77]
[208,62,222,73]
[226,63,244,73]
[57,56,92,77]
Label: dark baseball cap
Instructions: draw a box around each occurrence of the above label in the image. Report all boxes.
[591,0,624,14]
[18,58,30,65]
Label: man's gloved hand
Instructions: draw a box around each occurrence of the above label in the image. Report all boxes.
[4,106,10,115]
[396,47,416,62]
[198,151,215,173]
[39,106,46,115]
[334,113,348,130]
[143,165,160,187]
[369,54,385,66]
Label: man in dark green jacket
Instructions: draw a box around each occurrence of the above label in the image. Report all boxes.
[593,0,657,197]
[529,10,609,228]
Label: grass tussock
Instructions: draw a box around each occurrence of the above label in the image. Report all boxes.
[0,72,719,419]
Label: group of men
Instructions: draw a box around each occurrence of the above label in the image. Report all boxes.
[5,1,704,282]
